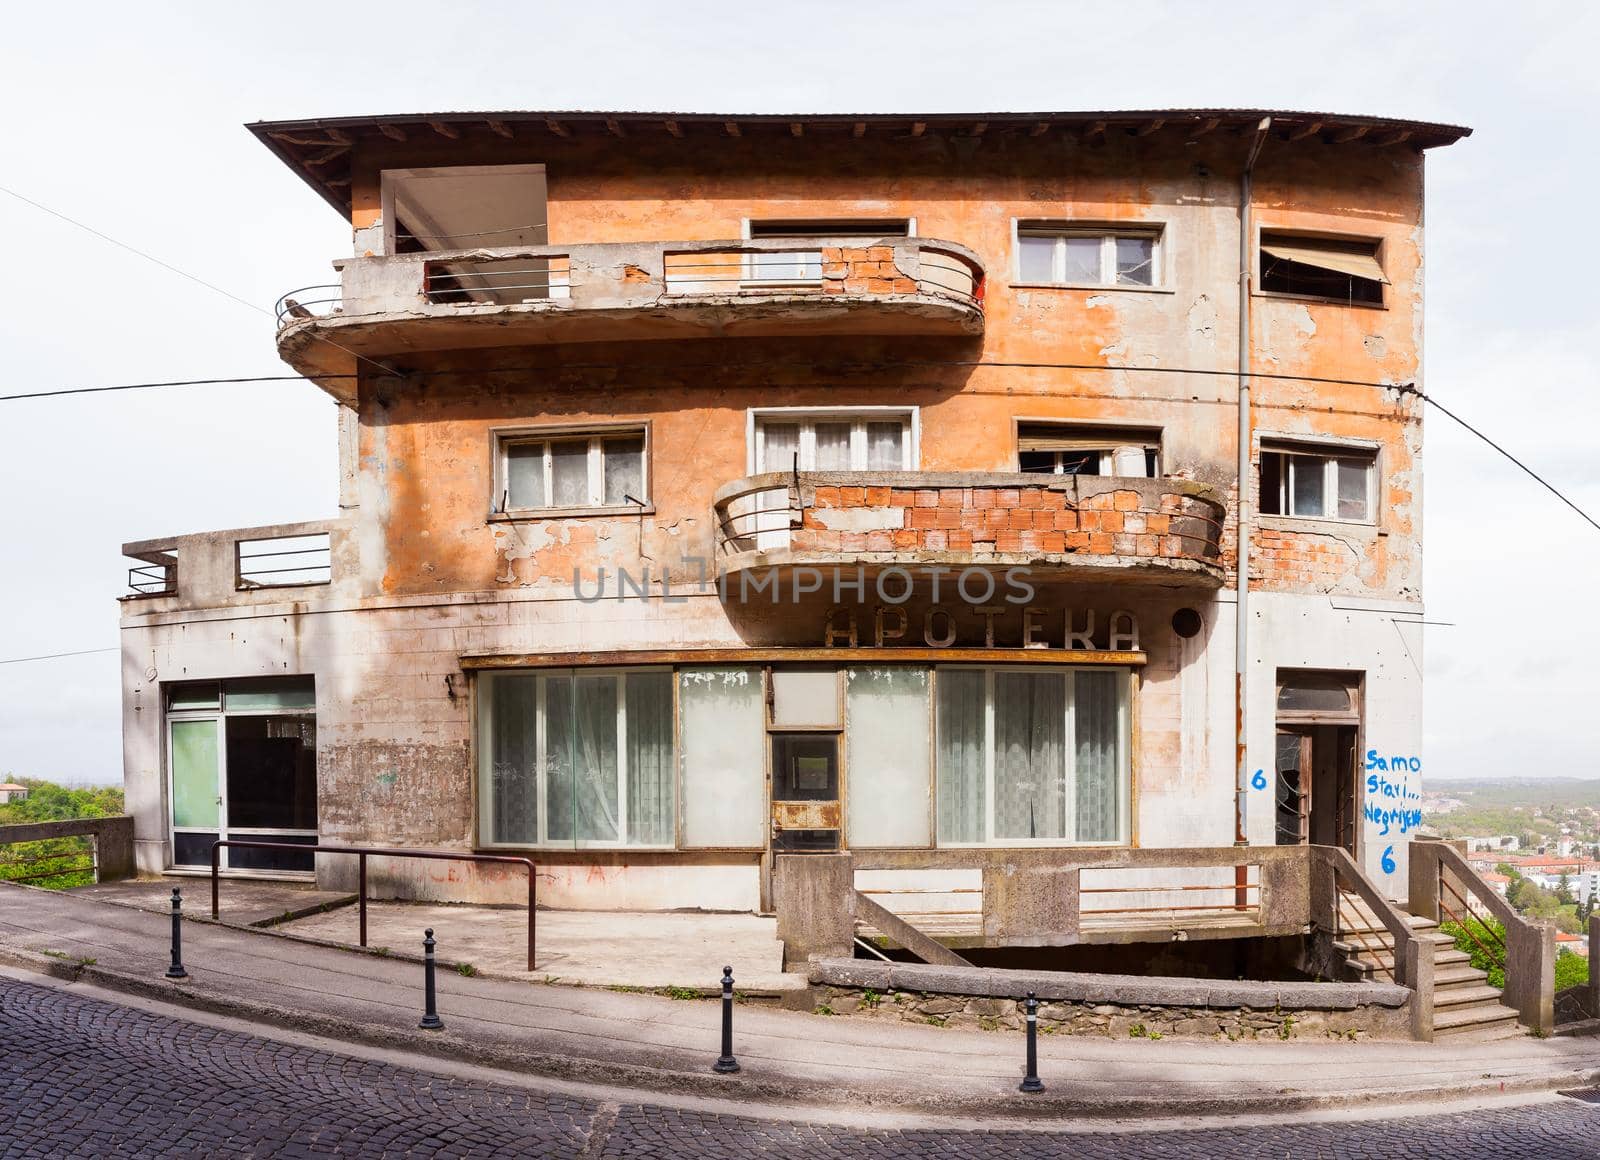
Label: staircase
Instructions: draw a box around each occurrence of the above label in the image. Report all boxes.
[1335,891,1524,1042]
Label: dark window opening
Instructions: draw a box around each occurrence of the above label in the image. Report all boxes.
[1259,233,1385,306]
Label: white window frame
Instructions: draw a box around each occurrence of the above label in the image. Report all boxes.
[1260,442,1377,525]
[476,667,676,852]
[492,423,651,516]
[165,680,319,877]
[746,407,920,474]
[933,665,1132,849]
[1012,222,1164,288]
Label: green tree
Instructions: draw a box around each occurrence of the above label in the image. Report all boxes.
[0,777,125,890]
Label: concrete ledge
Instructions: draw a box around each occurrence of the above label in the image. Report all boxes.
[811,959,1409,1011]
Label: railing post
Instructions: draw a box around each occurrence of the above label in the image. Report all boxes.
[534,857,547,972]
[358,852,368,949]
[1506,919,1555,1035]
[210,842,220,920]
[1407,840,1439,923]
[1589,914,1599,1018]
[166,888,189,980]
[1405,932,1434,1042]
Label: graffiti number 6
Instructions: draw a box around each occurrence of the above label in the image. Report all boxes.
[1381,845,1397,875]
[1250,769,1267,791]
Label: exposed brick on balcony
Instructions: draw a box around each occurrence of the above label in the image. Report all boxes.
[763,475,1225,571]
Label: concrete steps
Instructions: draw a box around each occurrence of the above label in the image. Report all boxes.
[1334,890,1526,1042]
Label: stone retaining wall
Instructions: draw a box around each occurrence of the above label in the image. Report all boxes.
[811,959,1413,1041]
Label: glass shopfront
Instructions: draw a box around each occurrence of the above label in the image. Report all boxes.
[477,663,1132,851]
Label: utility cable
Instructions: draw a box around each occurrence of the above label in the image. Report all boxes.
[1395,383,1600,534]
[0,647,118,665]
[0,183,400,379]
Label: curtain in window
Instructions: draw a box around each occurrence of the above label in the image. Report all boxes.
[488,675,538,844]
[603,437,644,506]
[571,674,619,842]
[936,669,986,843]
[551,442,589,507]
[625,672,673,846]
[1073,670,1120,843]
[994,672,1066,841]
[814,422,852,470]
[544,676,576,842]
[506,444,545,509]
[866,422,904,470]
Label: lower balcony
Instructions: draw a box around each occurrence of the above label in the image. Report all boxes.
[713,472,1226,587]
[276,236,984,399]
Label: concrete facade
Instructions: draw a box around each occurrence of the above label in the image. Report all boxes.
[119,109,1465,917]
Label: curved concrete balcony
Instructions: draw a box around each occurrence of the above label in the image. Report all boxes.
[276,237,985,399]
[713,472,1227,587]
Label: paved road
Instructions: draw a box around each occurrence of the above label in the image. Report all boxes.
[4,975,1600,1159]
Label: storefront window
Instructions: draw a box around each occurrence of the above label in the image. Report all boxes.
[478,669,674,849]
[846,667,931,847]
[935,667,1129,846]
[678,668,766,848]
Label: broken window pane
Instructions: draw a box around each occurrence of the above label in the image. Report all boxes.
[1114,236,1155,285]
[506,442,545,509]
[602,436,645,506]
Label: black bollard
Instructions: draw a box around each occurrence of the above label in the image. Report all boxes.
[1019,992,1043,1093]
[419,928,444,1030]
[712,965,740,1074]
[165,887,188,980]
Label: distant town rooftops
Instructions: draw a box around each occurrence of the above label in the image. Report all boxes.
[247,108,1473,216]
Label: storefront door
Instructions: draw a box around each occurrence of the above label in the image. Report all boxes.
[166,678,319,873]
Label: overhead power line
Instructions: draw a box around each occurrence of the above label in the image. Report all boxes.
[0,647,118,666]
[1395,384,1600,534]
[3,360,1419,403]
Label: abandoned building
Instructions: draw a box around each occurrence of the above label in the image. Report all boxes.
[117,108,1558,1039]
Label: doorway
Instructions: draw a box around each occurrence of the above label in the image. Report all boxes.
[1273,671,1362,856]
[166,678,319,873]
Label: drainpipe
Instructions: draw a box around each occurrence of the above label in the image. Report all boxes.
[1235,117,1272,851]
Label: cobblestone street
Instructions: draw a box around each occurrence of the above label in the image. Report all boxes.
[4,975,1600,1158]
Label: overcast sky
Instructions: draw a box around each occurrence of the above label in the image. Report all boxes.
[1,2,1596,786]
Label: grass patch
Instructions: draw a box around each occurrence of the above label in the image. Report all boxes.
[455,962,478,978]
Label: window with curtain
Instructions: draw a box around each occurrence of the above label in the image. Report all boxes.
[477,669,674,848]
[753,411,914,473]
[935,667,1129,846]
[498,427,648,513]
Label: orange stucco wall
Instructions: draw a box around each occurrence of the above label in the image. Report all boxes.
[341,130,1424,604]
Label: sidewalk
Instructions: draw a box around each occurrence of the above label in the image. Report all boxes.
[2,880,1597,1120]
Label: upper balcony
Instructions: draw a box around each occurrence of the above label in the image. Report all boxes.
[712,472,1226,588]
[275,236,985,398]
[121,520,353,614]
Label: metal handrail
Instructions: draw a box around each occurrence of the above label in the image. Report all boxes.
[273,284,342,326]
[209,840,539,971]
